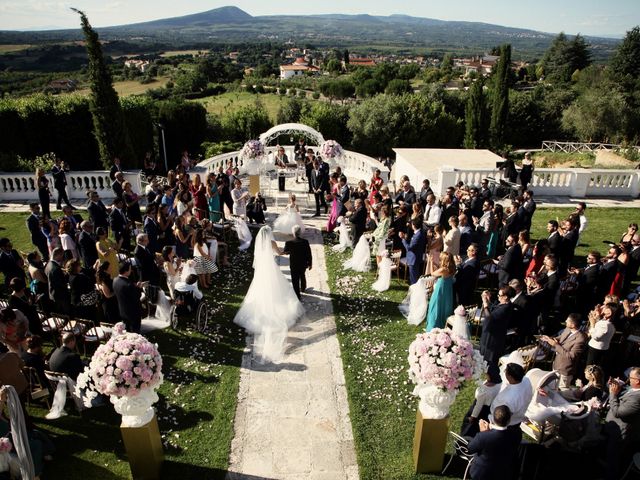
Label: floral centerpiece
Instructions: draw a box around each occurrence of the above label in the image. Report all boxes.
[320,140,344,167]
[408,328,485,419]
[76,323,163,427]
[0,437,12,473]
[241,139,265,175]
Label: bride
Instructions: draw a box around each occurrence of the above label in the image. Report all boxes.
[233,225,305,362]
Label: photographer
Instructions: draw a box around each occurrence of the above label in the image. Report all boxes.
[247,192,267,225]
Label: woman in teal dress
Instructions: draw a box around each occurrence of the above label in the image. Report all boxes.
[206,172,221,222]
[426,251,456,331]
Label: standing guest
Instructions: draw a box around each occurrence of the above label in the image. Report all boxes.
[400,218,427,285]
[541,313,587,389]
[134,234,162,287]
[480,287,514,366]
[455,244,480,306]
[390,205,409,253]
[495,234,522,288]
[425,251,456,331]
[423,194,442,230]
[27,203,49,261]
[111,171,125,200]
[499,153,518,184]
[473,199,494,257]
[172,216,193,260]
[294,137,307,163]
[337,176,350,217]
[44,247,70,315]
[458,213,473,254]
[175,185,193,217]
[67,259,96,321]
[26,251,48,310]
[109,197,130,252]
[217,166,233,217]
[109,156,123,181]
[547,220,562,258]
[0,238,25,288]
[96,227,119,279]
[161,185,176,216]
[325,173,340,232]
[122,181,142,224]
[559,217,580,274]
[41,216,61,255]
[369,169,384,205]
[193,229,217,289]
[283,225,313,300]
[575,202,588,239]
[143,204,160,254]
[479,178,492,200]
[157,204,175,249]
[113,261,144,333]
[521,190,536,232]
[372,205,391,263]
[518,230,533,266]
[354,180,369,202]
[59,219,79,260]
[625,233,640,293]
[305,149,315,192]
[231,179,250,219]
[51,157,73,210]
[36,167,51,219]
[206,172,222,222]
[96,265,118,323]
[311,161,328,217]
[443,215,461,259]
[87,191,109,232]
[8,277,42,336]
[425,225,444,275]
[191,174,208,220]
[519,152,534,190]
[418,179,433,209]
[162,246,182,298]
[603,367,640,480]
[509,279,533,347]
[586,302,617,372]
[348,198,367,246]
[179,149,191,171]
[621,223,638,244]
[49,333,84,380]
[468,405,522,480]
[394,180,416,207]
[572,251,602,316]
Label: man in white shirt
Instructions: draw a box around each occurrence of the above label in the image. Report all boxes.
[575,202,587,238]
[423,194,442,229]
[490,363,533,428]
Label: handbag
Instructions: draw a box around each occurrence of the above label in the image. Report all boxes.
[80,289,100,306]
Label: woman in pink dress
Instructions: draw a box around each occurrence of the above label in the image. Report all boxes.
[327,173,340,232]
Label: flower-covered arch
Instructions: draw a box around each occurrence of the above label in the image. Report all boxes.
[259,123,325,147]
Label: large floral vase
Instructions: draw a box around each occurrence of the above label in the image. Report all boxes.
[413,384,458,419]
[111,387,160,428]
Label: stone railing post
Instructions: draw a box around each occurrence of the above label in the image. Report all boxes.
[570,169,591,197]
[630,171,640,198]
[436,167,458,196]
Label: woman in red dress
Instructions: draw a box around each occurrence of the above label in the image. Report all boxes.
[190,174,208,220]
[368,169,384,205]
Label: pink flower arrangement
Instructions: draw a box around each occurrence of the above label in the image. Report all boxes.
[408,328,480,392]
[0,437,11,453]
[241,139,265,159]
[320,140,344,159]
[78,329,163,398]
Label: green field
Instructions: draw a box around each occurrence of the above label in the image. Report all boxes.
[72,76,171,97]
[192,91,288,122]
[0,44,32,54]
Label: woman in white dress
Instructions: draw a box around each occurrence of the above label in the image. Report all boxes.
[273,193,305,235]
[161,246,182,298]
[193,229,218,289]
[234,226,305,363]
[231,178,250,219]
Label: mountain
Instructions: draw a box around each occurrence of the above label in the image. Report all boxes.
[0,6,620,60]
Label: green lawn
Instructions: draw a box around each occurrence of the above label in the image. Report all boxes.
[0,211,250,480]
[192,92,287,122]
[324,206,639,480]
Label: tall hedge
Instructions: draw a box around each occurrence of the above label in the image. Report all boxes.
[157,99,207,167]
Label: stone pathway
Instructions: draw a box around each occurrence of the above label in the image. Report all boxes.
[226,217,359,480]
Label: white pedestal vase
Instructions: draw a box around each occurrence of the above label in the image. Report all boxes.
[413,383,458,420]
[111,387,160,428]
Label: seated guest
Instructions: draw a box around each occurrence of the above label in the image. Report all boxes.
[540,313,587,389]
[389,205,409,253]
[0,349,28,397]
[0,237,26,287]
[48,332,84,381]
[489,363,532,431]
[66,259,97,321]
[174,274,204,302]
[603,367,640,480]
[468,405,522,480]
[461,363,502,437]
[0,308,29,353]
[8,277,43,337]
[560,364,606,402]
[20,335,51,393]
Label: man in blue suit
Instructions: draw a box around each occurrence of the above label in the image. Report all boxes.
[467,405,521,480]
[400,217,427,285]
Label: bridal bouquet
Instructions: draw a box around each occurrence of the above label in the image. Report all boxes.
[408,328,483,392]
[76,323,163,400]
[241,139,265,159]
[320,140,344,159]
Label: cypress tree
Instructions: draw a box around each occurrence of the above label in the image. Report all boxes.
[464,79,486,149]
[72,8,133,168]
[490,44,511,150]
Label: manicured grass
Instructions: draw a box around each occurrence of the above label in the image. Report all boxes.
[0,211,251,480]
[72,77,171,97]
[192,92,286,122]
[324,206,639,480]
[160,50,207,58]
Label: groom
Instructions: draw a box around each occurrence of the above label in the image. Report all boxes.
[283,225,312,300]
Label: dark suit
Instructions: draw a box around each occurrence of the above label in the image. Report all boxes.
[109,208,130,251]
[134,245,162,286]
[401,228,427,285]
[44,260,70,315]
[548,232,561,258]
[49,345,84,380]
[78,230,98,270]
[578,263,601,314]
[283,237,312,300]
[624,246,640,293]
[468,427,521,480]
[349,206,367,246]
[560,228,579,273]
[469,197,483,220]
[27,213,48,260]
[109,164,122,181]
[497,244,523,288]
[390,215,408,253]
[522,199,536,231]
[112,179,124,200]
[511,292,533,345]
[455,256,479,306]
[0,250,26,287]
[338,184,350,216]
[480,302,513,366]
[51,164,71,209]
[394,190,416,206]
[311,168,328,215]
[88,200,109,231]
[143,216,160,254]
[113,275,143,333]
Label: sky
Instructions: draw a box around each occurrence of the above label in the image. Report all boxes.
[0,0,638,37]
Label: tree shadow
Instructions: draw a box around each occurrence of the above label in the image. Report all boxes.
[160,461,277,480]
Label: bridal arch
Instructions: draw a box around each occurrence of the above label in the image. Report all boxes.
[259,123,325,146]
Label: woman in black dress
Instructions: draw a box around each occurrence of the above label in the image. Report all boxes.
[9,276,43,336]
[36,167,51,219]
[67,259,97,321]
[96,264,118,324]
[520,152,534,190]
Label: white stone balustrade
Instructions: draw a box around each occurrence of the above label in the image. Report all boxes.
[436,166,640,198]
[0,170,142,202]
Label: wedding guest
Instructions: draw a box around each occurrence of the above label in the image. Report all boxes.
[586,302,617,372]
[348,198,367,246]
[27,203,49,261]
[109,156,123,181]
[400,218,426,285]
[247,192,267,224]
[113,261,143,333]
[162,246,182,298]
[8,277,42,336]
[480,288,514,366]
[49,333,84,380]
[443,215,461,259]
[51,157,73,210]
[425,225,443,275]
[540,313,587,389]
[425,251,456,331]
[461,364,502,437]
[87,191,109,232]
[0,238,26,287]
[369,169,384,205]
[20,335,50,392]
[455,244,480,306]
[311,160,328,217]
[45,247,70,315]
[206,172,222,222]
[134,234,162,287]
[143,204,160,254]
[96,227,118,279]
[173,216,193,260]
[96,264,118,324]
[67,259,96,321]
[231,179,249,219]
[123,181,142,224]
[193,229,217,289]
[489,363,532,430]
[58,219,78,260]
[36,167,51,219]
[191,174,208,221]
[78,221,98,272]
[519,152,534,190]
[109,197,130,252]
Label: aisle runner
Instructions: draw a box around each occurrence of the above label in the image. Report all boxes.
[227,221,359,480]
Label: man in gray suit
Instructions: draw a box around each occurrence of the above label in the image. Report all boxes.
[540,313,587,389]
[44,247,71,315]
[604,367,640,480]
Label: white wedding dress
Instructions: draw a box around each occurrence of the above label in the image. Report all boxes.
[372,256,392,292]
[273,204,305,235]
[343,235,371,272]
[234,217,253,251]
[398,276,429,325]
[233,226,305,363]
[332,217,352,252]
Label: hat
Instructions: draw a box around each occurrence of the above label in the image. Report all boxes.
[454,305,466,316]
